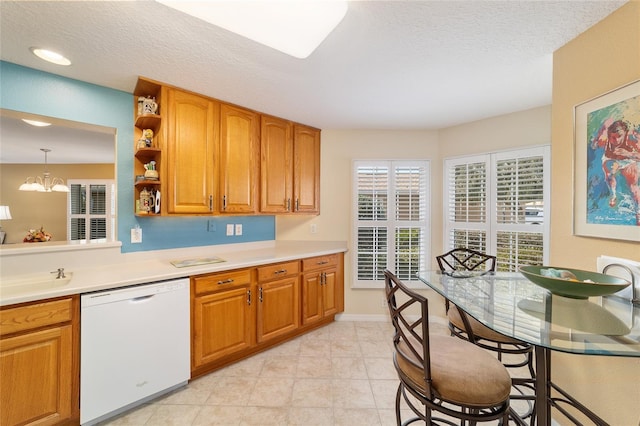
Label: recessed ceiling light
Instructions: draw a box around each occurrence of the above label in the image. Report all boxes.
[22,118,52,127]
[30,47,71,66]
[156,0,348,59]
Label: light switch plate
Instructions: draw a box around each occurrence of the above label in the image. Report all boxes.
[235,224,243,236]
[130,227,142,243]
[226,224,234,236]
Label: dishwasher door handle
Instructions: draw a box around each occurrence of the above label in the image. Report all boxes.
[130,295,155,303]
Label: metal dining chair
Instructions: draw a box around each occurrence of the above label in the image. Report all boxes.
[436,248,536,423]
[384,269,512,425]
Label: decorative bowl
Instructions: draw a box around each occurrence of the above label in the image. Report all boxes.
[519,265,630,299]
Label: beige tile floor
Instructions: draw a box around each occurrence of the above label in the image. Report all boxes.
[100,320,529,425]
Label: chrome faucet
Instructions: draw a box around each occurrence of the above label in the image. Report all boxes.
[51,268,66,279]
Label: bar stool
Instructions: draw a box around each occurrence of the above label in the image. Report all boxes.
[384,269,512,425]
[436,248,536,423]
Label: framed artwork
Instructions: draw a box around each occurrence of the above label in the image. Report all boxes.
[573,80,640,242]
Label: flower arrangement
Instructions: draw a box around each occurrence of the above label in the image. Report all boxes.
[23,227,52,243]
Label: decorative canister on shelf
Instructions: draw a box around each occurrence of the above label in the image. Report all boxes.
[144,161,158,180]
[137,128,154,149]
[139,188,155,213]
[140,96,158,115]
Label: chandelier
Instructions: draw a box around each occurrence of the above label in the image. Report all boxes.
[18,148,70,192]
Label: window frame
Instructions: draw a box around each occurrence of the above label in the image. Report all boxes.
[443,146,550,270]
[351,159,431,288]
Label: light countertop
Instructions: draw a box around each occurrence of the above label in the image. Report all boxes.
[0,240,348,306]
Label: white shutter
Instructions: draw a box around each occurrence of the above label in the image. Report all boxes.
[68,180,115,242]
[393,164,428,281]
[492,147,548,271]
[444,156,489,252]
[353,160,430,288]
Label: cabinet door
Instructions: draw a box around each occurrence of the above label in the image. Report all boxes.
[322,268,338,317]
[301,272,323,325]
[166,88,218,214]
[1,325,74,426]
[220,104,259,213]
[260,115,293,213]
[257,277,299,343]
[293,125,320,214]
[192,286,253,369]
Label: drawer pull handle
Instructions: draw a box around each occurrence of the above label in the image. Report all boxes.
[317,260,329,265]
[274,269,287,275]
[217,278,235,285]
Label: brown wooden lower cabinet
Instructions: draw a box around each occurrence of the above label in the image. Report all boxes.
[0,296,80,426]
[257,261,300,343]
[191,268,255,372]
[191,253,344,378]
[302,254,343,326]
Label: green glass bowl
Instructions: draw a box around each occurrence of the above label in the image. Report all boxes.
[519,266,630,299]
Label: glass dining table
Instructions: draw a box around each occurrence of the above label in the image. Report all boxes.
[416,270,640,426]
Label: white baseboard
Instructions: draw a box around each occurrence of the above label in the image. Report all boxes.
[335,313,389,322]
[336,313,448,327]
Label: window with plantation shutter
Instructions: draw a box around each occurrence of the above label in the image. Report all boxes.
[68,180,115,242]
[444,147,549,271]
[353,160,430,288]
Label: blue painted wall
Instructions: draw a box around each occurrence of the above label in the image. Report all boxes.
[0,61,275,252]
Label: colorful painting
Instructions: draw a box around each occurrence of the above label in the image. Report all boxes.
[574,80,640,241]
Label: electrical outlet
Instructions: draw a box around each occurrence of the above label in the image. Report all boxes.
[235,224,243,236]
[207,220,216,232]
[310,223,317,234]
[380,297,386,308]
[226,224,234,236]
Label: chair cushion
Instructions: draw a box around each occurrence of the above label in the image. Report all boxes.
[395,334,511,407]
[448,307,524,345]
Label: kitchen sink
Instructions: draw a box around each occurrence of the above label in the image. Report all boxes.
[0,271,73,297]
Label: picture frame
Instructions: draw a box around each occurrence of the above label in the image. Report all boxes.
[573,80,640,242]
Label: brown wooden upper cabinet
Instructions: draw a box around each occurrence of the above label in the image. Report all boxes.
[165,88,218,214]
[138,77,319,216]
[219,104,260,214]
[261,115,320,214]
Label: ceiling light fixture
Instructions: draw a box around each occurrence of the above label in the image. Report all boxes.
[156,0,348,59]
[22,118,52,127]
[19,149,70,193]
[30,47,71,66]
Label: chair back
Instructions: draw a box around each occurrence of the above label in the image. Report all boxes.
[436,248,496,272]
[384,269,433,398]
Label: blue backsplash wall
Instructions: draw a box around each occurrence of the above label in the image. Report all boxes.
[0,61,275,252]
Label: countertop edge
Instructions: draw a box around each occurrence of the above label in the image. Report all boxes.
[0,241,348,306]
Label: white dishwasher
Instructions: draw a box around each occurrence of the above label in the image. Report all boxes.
[80,278,190,425]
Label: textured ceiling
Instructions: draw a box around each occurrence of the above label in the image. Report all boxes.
[0,0,626,133]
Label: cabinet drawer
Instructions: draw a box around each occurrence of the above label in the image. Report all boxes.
[302,254,339,272]
[257,261,300,282]
[0,297,74,336]
[193,269,253,295]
